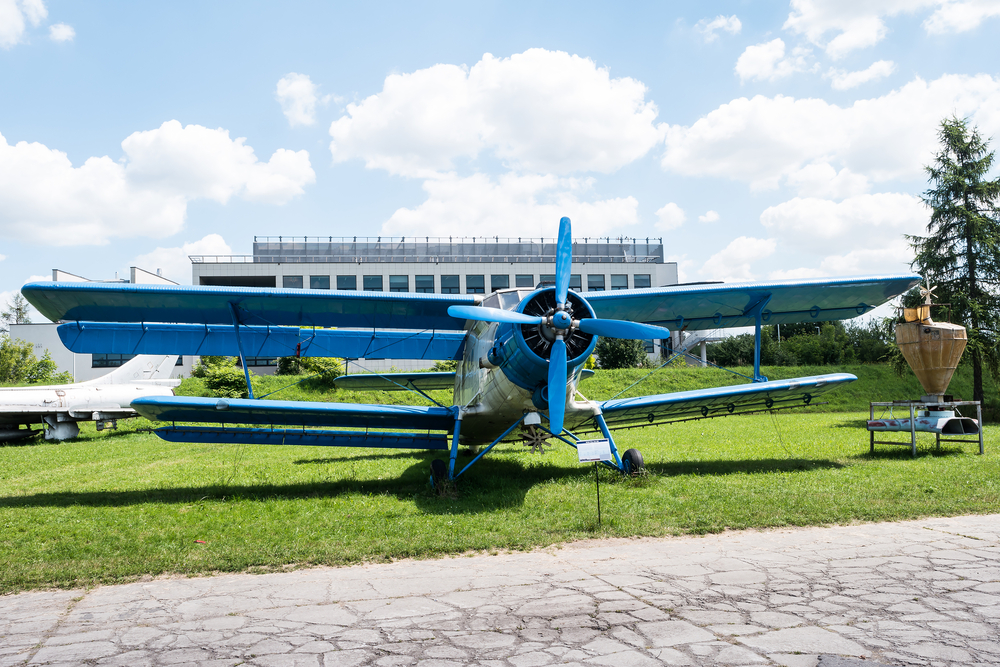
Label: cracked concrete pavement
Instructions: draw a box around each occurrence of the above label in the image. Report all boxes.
[2,514,999,666]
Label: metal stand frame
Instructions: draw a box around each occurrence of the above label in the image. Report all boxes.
[869,400,984,457]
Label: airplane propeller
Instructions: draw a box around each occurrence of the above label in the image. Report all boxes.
[447,216,672,434]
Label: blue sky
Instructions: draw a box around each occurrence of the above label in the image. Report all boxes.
[2,0,1000,316]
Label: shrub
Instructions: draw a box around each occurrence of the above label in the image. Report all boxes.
[191,356,236,378]
[594,338,647,369]
[203,365,261,399]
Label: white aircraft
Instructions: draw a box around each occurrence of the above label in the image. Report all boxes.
[0,355,180,442]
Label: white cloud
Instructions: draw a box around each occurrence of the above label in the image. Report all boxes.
[0,0,47,48]
[276,73,320,127]
[0,122,314,245]
[655,203,686,231]
[661,74,1000,189]
[133,234,232,285]
[785,163,870,199]
[924,0,1000,33]
[697,15,742,42]
[783,0,1000,59]
[48,21,72,41]
[122,120,314,204]
[827,60,895,90]
[700,236,776,282]
[380,172,638,238]
[0,253,5,261]
[698,210,720,223]
[330,48,664,177]
[760,192,926,257]
[735,39,813,83]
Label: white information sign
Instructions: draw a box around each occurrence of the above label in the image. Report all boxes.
[577,439,613,463]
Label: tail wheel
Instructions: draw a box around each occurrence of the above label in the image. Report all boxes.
[622,448,644,476]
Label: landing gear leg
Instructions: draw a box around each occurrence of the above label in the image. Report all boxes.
[594,412,623,471]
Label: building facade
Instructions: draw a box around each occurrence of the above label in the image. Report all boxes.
[192,236,677,294]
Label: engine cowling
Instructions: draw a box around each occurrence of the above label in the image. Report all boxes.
[487,288,598,404]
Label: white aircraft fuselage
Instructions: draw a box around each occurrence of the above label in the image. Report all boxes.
[0,355,180,442]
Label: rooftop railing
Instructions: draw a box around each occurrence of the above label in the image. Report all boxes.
[190,254,663,264]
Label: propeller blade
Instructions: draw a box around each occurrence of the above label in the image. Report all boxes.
[447,305,544,326]
[555,216,572,306]
[577,318,672,340]
[547,337,567,434]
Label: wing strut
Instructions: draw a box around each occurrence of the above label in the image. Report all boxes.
[743,293,772,383]
[227,303,255,399]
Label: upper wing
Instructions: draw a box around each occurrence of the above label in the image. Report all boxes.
[586,275,920,330]
[22,282,478,330]
[598,373,855,428]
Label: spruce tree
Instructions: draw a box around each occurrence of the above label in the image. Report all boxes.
[909,117,1000,404]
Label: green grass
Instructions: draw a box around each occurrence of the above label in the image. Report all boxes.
[1,364,998,594]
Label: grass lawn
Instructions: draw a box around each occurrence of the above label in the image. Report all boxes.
[2,376,998,593]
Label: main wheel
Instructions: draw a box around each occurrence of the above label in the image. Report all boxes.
[429,459,447,488]
[622,448,644,476]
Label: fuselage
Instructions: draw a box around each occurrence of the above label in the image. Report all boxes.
[453,287,601,444]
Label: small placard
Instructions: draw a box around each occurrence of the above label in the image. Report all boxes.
[577,439,613,463]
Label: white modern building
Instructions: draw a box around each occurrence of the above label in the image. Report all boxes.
[191,235,677,294]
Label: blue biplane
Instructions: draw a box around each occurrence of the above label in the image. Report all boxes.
[22,218,919,485]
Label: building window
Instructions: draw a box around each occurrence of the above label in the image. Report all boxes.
[643,339,655,354]
[310,275,330,290]
[175,356,184,366]
[337,275,357,290]
[634,274,651,289]
[363,275,383,291]
[441,275,460,294]
[540,274,555,286]
[570,274,582,291]
[92,353,135,368]
[243,357,278,367]
[588,274,605,291]
[611,274,628,290]
[491,275,509,291]
[515,274,534,288]
[466,275,485,294]
[415,275,435,293]
[283,275,303,289]
[389,275,409,292]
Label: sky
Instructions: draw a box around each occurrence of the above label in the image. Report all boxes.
[2,0,1000,320]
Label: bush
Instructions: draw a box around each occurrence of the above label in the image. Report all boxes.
[191,356,236,378]
[203,365,262,399]
[276,356,344,390]
[594,338,647,369]
[0,337,72,384]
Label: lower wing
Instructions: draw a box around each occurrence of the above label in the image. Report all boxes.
[132,396,457,450]
[598,373,855,428]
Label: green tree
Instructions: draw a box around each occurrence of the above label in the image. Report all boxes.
[1,294,31,333]
[594,338,647,369]
[0,337,71,384]
[909,116,1000,404]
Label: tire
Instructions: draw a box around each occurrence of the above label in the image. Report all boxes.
[430,459,448,487]
[622,448,644,475]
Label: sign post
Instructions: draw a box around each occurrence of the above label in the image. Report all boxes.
[577,439,613,527]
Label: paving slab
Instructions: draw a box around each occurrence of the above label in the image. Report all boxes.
[2,514,999,666]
